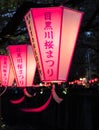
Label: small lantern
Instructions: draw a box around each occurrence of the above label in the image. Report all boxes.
[7,45,36,87]
[24,6,83,83]
[0,55,14,86]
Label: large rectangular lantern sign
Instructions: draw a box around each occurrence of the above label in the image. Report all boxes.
[24,6,83,83]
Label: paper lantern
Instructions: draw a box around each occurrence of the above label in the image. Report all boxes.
[7,45,36,87]
[24,6,83,83]
[0,55,14,86]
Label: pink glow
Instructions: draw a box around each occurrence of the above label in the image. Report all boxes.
[27,45,36,86]
[20,93,52,112]
[24,10,45,81]
[0,55,10,86]
[8,63,15,86]
[0,56,2,86]
[31,7,62,81]
[59,7,84,81]
[0,55,14,87]
[10,96,25,104]
[7,45,36,87]
[23,88,33,97]
[25,6,83,83]
[7,45,27,87]
[52,84,63,103]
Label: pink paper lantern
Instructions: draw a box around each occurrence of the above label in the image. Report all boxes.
[7,45,36,87]
[24,6,83,83]
[0,55,14,86]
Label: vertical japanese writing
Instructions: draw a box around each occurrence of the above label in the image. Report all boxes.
[44,12,54,77]
[16,47,24,86]
[26,13,42,76]
[2,57,8,85]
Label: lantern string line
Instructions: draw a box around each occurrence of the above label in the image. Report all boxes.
[23,88,36,97]
[20,92,52,112]
[0,86,7,96]
[32,83,51,87]
[9,96,25,104]
[68,77,99,88]
[52,84,63,104]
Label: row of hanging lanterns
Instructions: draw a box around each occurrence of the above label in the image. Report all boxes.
[0,6,83,88]
[0,6,84,112]
[0,45,36,87]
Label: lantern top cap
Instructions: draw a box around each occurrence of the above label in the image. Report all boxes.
[28,5,84,14]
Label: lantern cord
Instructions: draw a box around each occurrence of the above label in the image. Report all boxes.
[52,84,63,104]
[20,93,52,112]
[0,86,7,96]
[32,83,51,88]
[10,96,25,104]
[23,88,36,98]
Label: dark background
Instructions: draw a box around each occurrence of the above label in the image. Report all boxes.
[1,88,99,130]
[0,0,99,130]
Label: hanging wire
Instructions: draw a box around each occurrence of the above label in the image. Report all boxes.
[0,86,7,96]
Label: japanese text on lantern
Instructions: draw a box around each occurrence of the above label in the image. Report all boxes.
[2,57,8,85]
[25,13,42,76]
[16,47,24,86]
[44,12,54,77]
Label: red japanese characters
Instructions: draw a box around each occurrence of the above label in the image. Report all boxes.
[0,55,14,86]
[7,45,36,87]
[24,6,83,83]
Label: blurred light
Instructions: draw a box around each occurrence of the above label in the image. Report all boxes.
[39,83,43,86]
[62,88,67,95]
[84,31,93,37]
[40,88,43,94]
[80,7,85,11]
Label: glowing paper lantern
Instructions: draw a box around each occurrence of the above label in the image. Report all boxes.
[24,6,83,83]
[8,63,15,86]
[0,55,14,86]
[7,45,36,87]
